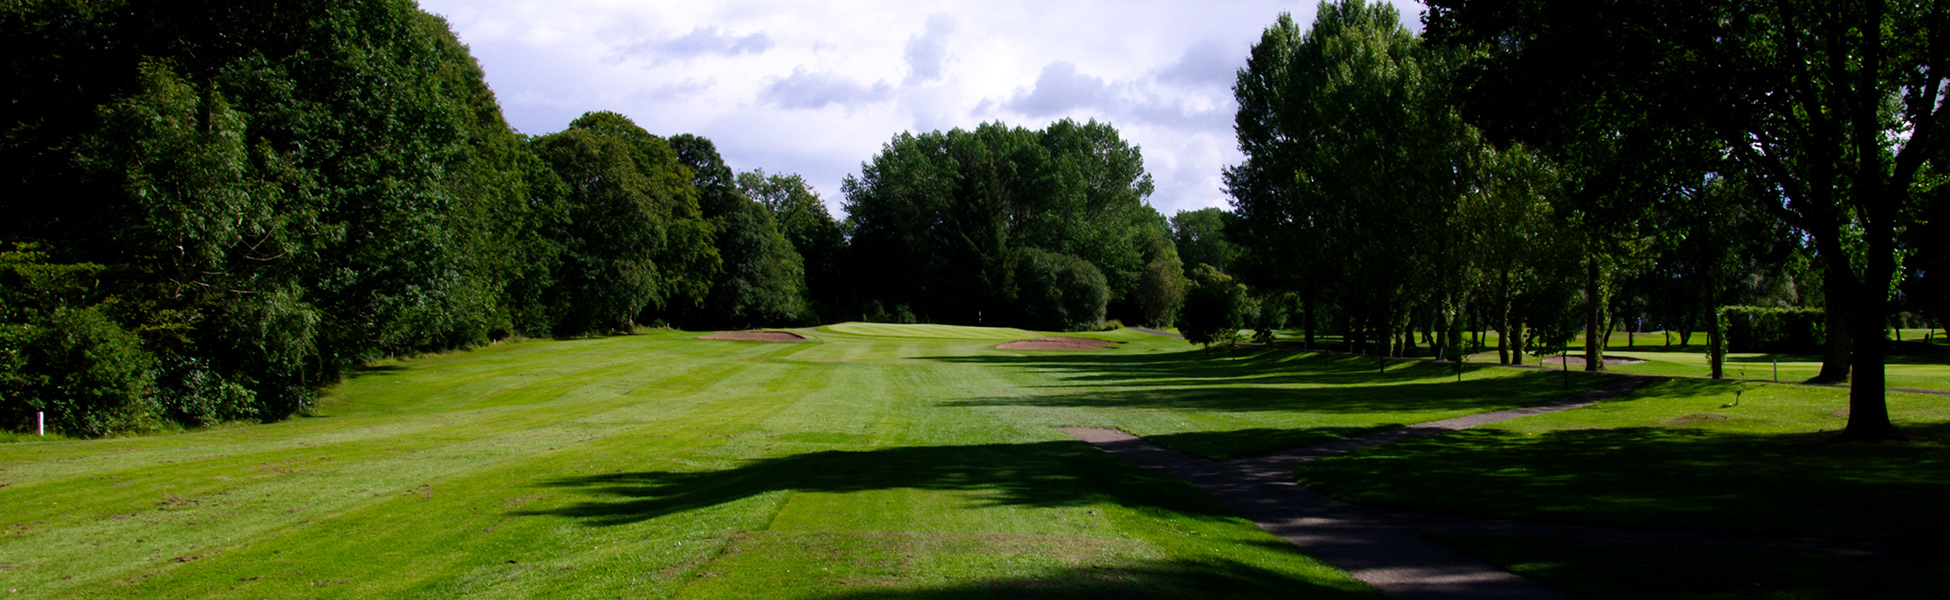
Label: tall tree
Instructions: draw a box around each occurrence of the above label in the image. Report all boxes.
[1228,1,1476,356]
[530,112,714,334]
[1429,0,1950,438]
[2,0,551,429]
[740,170,851,323]
[843,120,1165,329]
[1169,208,1242,276]
[671,135,808,328]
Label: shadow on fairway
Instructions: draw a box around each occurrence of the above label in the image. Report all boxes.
[1143,426,1405,460]
[522,440,1237,526]
[802,557,1376,600]
[931,347,1494,387]
[1295,422,1950,543]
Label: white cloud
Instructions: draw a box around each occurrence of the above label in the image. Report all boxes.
[612,26,774,65]
[420,0,1429,217]
[904,14,956,85]
[760,68,895,110]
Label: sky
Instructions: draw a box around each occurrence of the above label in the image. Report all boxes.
[418,0,1428,218]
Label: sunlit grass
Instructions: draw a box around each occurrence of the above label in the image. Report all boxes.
[1295,377,1950,542]
[0,325,1379,599]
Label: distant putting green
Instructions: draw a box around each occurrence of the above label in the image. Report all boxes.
[820,321,1040,339]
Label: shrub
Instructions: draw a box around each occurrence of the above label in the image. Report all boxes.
[1179,264,1253,351]
[1010,248,1109,331]
[155,357,258,426]
[0,306,155,436]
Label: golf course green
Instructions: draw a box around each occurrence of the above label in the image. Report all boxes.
[2,324,1944,598]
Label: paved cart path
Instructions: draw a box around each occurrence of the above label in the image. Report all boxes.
[1060,376,1946,599]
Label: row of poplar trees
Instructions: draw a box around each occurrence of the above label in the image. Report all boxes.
[1225,0,1950,440]
[0,1,1178,436]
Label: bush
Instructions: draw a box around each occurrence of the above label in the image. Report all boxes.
[1010,248,1109,331]
[155,357,258,426]
[1719,306,1824,353]
[0,306,155,436]
[1179,264,1253,350]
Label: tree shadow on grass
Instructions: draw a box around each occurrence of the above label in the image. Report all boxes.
[929,347,1505,387]
[803,557,1377,600]
[1294,422,1950,544]
[1143,426,1406,460]
[520,441,1238,526]
[943,375,1605,417]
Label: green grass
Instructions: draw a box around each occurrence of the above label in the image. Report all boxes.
[1294,377,1950,543]
[1598,349,1950,391]
[1267,326,1950,391]
[1429,534,1950,600]
[818,322,1039,340]
[8,323,1943,598]
[1,325,1426,599]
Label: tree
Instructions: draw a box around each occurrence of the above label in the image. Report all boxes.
[1008,248,1110,331]
[1428,0,1950,438]
[740,170,851,322]
[1179,265,1253,352]
[1170,208,1242,275]
[530,112,714,334]
[1228,1,1476,357]
[1136,254,1187,327]
[2,0,554,429]
[671,135,808,328]
[843,120,1166,327]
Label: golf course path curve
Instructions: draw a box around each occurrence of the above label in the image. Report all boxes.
[1062,378,1641,599]
[1064,376,1948,598]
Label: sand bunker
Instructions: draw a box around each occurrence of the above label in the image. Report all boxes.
[699,331,808,342]
[1542,355,1646,367]
[996,336,1124,351]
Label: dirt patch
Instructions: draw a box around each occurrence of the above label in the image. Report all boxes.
[996,337,1124,351]
[1659,413,1731,426]
[1542,355,1647,367]
[699,331,808,342]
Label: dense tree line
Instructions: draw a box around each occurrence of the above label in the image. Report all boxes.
[1212,0,1948,439]
[0,1,1190,436]
[0,0,863,436]
[842,121,1183,331]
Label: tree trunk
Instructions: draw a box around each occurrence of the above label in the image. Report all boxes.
[1471,303,1483,355]
[1303,290,1316,349]
[1584,256,1606,371]
[1708,307,1725,380]
[1344,306,1359,354]
[1814,271,1854,383]
[1841,164,1899,438]
[1497,302,1513,365]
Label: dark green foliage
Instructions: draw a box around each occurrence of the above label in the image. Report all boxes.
[843,120,1165,326]
[1136,257,1187,328]
[1427,0,1950,435]
[0,306,154,437]
[529,113,715,334]
[1178,265,1253,350]
[1719,306,1825,354]
[1,0,558,432]
[1008,248,1109,331]
[1169,208,1241,276]
[672,136,807,328]
[742,170,851,322]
